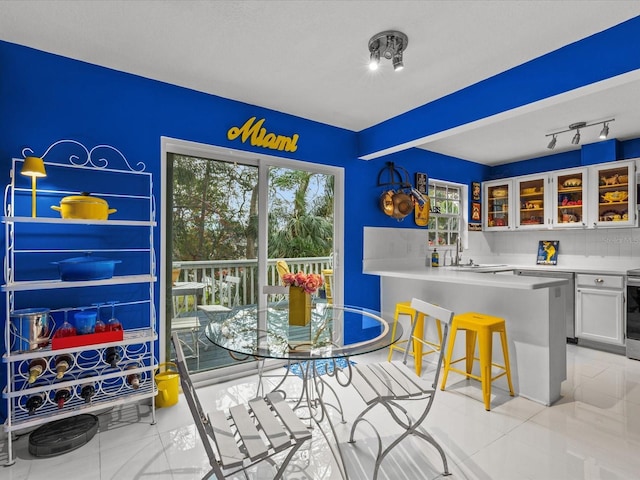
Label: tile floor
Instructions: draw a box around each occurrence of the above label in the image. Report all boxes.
[2,344,640,480]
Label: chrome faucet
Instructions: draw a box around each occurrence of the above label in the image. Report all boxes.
[454,238,462,266]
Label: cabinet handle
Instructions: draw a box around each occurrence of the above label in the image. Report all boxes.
[594,278,604,284]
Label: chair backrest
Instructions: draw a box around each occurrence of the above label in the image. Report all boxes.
[276,260,290,285]
[224,275,241,307]
[171,331,225,478]
[407,298,454,388]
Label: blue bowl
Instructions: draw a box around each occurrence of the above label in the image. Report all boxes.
[74,311,97,335]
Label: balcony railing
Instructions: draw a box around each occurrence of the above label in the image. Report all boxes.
[172,257,332,308]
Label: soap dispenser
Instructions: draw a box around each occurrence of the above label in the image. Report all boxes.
[431,248,439,267]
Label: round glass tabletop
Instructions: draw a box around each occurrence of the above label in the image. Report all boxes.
[203,303,402,361]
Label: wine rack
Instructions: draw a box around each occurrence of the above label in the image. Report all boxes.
[2,141,158,465]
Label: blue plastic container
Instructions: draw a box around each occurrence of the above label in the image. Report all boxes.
[74,311,97,335]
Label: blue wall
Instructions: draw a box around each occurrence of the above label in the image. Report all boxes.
[2,16,640,420]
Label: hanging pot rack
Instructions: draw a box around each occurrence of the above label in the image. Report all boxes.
[377,162,412,190]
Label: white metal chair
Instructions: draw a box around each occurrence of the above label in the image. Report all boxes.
[348,298,454,479]
[171,332,312,480]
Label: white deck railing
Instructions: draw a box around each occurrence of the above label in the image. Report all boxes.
[172,257,332,308]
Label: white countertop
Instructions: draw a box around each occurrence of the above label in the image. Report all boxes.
[364,264,569,290]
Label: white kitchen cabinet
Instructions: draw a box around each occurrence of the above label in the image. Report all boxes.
[552,167,589,228]
[514,174,550,229]
[483,159,637,231]
[588,160,636,228]
[483,179,513,230]
[2,145,157,465]
[575,274,625,346]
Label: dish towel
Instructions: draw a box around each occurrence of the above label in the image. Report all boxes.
[286,358,355,379]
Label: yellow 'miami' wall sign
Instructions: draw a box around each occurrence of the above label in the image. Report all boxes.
[227,117,299,152]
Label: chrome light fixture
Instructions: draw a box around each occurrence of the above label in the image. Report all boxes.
[545,118,614,149]
[571,122,584,145]
[368,30,408,72]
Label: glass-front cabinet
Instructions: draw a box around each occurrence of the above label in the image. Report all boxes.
[515,175,548,229]
[590,160,636,228]
[484,180,512,230]
[552,168,588,228]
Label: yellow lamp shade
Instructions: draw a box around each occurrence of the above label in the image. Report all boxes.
[21,156,47,177]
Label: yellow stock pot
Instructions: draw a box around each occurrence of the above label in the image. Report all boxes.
[51,193,117,220]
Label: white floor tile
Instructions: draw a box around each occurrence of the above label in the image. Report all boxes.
[3,345,640,480]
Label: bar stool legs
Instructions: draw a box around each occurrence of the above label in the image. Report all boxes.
[388,301,442,376]
[440,312,514,410]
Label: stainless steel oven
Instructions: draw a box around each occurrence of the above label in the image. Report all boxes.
[627,269,640,360]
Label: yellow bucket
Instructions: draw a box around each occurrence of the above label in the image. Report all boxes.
[155,362,179,407]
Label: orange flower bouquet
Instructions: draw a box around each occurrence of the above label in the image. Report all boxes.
[281,272,324,294]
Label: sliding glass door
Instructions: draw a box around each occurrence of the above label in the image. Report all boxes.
[163,138,343,378]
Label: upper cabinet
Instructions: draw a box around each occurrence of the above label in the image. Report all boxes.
[484,180,513,230]
[589,160,636,228]
[552,167,588,228]
[515,174,549,230]
[482,159,637,231]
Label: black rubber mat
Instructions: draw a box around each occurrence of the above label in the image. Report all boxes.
[28,414,98,457]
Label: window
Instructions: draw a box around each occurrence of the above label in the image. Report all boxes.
[427,180,465,247]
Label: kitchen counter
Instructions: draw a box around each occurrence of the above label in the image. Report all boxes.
[363,263,570,289]
[365,262,568,406]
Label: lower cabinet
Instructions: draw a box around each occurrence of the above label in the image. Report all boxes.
[575,274,625,346]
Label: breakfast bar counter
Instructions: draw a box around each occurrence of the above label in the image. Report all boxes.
[365,263,569,406]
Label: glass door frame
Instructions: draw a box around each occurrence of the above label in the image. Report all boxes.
[160,137,344,381]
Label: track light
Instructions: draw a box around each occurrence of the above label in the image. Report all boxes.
[544,119,614,149]
[368,30,408,72]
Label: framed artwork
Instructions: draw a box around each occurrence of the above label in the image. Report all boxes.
[471,202,481,221]
[472,181,481,201]
[415,172,428,194]
[537,240,559,265]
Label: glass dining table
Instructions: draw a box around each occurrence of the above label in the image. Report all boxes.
[203,301,402,479]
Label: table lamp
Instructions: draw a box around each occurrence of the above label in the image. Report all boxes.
[20,156,47,217]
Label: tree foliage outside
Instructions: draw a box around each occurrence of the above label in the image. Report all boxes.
[171,155,334,262]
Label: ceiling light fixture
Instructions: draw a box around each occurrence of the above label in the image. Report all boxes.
[545,118,614,149]
[368,30,408,72]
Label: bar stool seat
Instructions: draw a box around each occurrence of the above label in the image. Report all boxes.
[440,311,514,410]
[387,301,443,376]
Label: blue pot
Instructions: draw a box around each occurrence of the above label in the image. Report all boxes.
[52,254,121,281]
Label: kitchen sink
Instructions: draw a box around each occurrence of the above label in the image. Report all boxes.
[443,263,509,271]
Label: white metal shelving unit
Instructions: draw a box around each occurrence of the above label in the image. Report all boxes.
[2,141,158,465]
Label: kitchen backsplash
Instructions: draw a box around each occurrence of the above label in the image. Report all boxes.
[363,226,640,270]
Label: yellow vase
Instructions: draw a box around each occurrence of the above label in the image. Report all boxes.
[289,286,311,326]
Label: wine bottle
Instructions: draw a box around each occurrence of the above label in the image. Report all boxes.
[54,354,74,379]
[27,358,48,384]
[105,346,121,368]
[125,366,140,390]
[25,391,46,416]
[54,386,72,409]
[80,381,97,404]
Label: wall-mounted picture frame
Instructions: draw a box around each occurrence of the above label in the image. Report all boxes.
[537,240,559,265]
[471,202,481,221]
[415,172,428,194]
[472,181,481,201]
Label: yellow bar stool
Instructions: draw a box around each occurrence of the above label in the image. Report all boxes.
[387,301,443,376]
[440,312,514,410]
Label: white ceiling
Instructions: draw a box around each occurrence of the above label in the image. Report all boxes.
[2,1,640,165]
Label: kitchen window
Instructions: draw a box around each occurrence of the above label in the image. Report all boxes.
[427,180,465,247]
